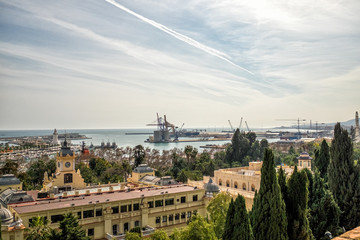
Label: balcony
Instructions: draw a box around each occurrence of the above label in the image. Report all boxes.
[105,226,155,240]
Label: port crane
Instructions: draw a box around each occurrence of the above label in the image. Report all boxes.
[239,117,243,131]
[147,113,176,141]
[276,118,306,139]
[245,121,250,132]
[228,120,235,132]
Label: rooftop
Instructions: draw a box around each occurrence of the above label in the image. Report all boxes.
[133,164,154,173]
[0,174,21,186]
[10,185,199,214]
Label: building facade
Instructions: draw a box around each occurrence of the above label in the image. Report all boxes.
[42,139,86,192]
[9,185,206,239]
[297,152,312,170]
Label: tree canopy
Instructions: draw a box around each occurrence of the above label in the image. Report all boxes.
[328,123,360,230]
[207,192,232,239]
[251,148,288,240]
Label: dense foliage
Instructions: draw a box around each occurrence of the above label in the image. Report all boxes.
[26,213,89,240]
[225,129,268,166]
[307,170,341,240]
[313,140,330,180]
[285,166,313,240]
[251,148,288,240]
[223,195,253,240]
[207,192,232,239]
[328,123,360,230]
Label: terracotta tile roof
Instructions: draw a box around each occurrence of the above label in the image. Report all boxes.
[333,226,360,240]
[10,185,199,214]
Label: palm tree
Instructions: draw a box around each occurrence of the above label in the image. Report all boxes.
[25,216,51,240]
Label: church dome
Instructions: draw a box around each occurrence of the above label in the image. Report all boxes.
[0,207,13,225]
[204,178,220,193]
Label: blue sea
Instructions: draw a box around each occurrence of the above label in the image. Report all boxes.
[0,128,229,151]
[0,128,283,151]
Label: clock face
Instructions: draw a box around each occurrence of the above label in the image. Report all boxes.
[65,162,71,168]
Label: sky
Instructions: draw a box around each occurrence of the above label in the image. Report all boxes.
[0,0,359,130]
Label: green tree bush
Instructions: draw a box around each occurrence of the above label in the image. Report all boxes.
[251,148,288,240]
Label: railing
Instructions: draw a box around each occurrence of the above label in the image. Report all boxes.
[106,226,155,240]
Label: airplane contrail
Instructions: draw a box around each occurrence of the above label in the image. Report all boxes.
[105,0,254,75]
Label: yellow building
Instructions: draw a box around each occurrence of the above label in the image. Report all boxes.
[9,185,206,239]
[188,162,262,210]
[5,143,207,240]
[130,164,155,182]
[1,207,25,240]
[297,152,312,170]
[0,174,22,193]
[42,139,86,192]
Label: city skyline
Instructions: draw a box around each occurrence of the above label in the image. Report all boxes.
[0,0,359,130]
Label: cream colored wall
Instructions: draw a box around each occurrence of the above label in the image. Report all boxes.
[43,152,86,191]
[0,182,22,192]
[132,171,155,182]
[12,188,206,240]
[214,170,260,192]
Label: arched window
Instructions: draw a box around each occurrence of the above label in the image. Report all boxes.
[64,173,73,184]
[219,179,222,186]
[234,181,238,189]
[242,183,247,191]
[226,180,230,187]
[251,184,255,192]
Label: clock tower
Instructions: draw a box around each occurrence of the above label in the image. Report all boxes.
[42,138,86,192]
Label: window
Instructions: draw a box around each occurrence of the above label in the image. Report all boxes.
[83,210,94,219]
[135,220,140,227]
[51,214,64,223]
[88,228,94,236]
[162,216,167,222]
[121,205,127,213]
[242,183,247,190]
[148,201,154,208]
[193,195,198,202]
[175,213,180,220]
[112,206,119,214]
[165,198,174,206]
[251,184,255,192]
[77,211,82,219]
[180,196,186,203]
[181,212,186,219]
[187,211,192,218]
[156,217,161,224]
[169,214,174,221]
[112,224,119,235]
[128,204,132,212]
[133,203,140,211]
[219,179,222,186]
[234,182,238,189]
[124,222,129,232]
[226,181,230,187]
[96,209,102,217]
[155,200,163,207]
[64,173,73,184]
[193,210,197,215]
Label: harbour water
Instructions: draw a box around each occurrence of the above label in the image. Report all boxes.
[0,128,281,151]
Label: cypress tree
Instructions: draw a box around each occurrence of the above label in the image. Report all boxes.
[278,167,288,204]
[232,195,254,240]
[309,170,341,239]
[251,148,288,240]
[328,123,360,230]
[314,140,330,180]
[286,167,313,240]
[223,198,235,240]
